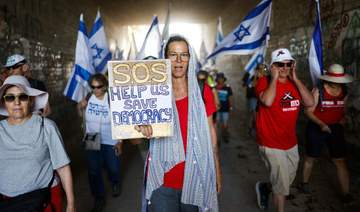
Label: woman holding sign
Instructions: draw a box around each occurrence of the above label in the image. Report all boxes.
[137,35,222,212]
[77,73,123,212]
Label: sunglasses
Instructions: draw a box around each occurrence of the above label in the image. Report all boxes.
[3,94,30,102]
[276,62,292,68]
[5,63,24,70]
[91,85,104,89]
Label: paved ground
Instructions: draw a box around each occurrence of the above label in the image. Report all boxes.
[66,109,360,212]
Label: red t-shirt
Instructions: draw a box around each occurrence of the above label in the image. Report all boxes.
[163,83,217,189]
[314,86,345,124]
[255,77,300,150]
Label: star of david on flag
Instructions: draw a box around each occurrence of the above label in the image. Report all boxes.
[207,0,272,59]
[234,25,251,42]
[63,14,95,102]
[89,10,111,73]
[309,0,323,86]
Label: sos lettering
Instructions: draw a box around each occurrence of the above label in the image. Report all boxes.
[113,62,167,86]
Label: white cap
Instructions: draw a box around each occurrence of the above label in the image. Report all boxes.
[4,54,26,68]
[270,48,295,65]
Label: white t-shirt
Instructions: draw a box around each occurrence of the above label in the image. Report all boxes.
[85,92,120,146]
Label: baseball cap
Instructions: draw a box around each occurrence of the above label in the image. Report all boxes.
[4,54,26,68]
[270,48,295,65]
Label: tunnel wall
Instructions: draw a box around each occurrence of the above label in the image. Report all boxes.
[0,0,112,138]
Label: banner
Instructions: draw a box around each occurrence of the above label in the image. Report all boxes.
[108,59,173,139]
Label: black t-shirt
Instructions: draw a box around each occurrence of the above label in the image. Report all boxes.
[217,85,233,112]
[28,78,47,92]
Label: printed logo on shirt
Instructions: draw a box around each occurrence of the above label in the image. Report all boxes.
[281,92,295,100]
[279,92,299,112]
[321,100,344,108]
[218,90,228,101]
[87,102,109,118]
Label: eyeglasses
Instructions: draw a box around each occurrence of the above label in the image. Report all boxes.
[91,85,104,89]
[276,62,292,68]
[167,53,189,62]
[5,63,24,71]
[3,94,30,102]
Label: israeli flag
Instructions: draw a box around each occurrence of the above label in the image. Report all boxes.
[113,46,123,60]
[215,17,223,47]
[309,0,323,86]
[128,32,138,60]
[136,15,162,60]
[63,14,95,102]
[207,0,272,59]
[244,45,265,86]
[89,11,111,73]
[210,17,223,67]
[162,3,171,42]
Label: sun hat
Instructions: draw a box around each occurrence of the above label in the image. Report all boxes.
[0,75,48,116]
[3,54,26,68]
[318,64,355,84]
[271,48,295,65]
[216,72,227,81]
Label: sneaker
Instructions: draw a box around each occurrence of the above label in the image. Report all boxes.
[112,182,121,197]
[92,196,105,212]
[343,194,358,207]
[299,182,310,195]
[255,182,270,210]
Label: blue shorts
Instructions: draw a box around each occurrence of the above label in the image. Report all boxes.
[217,111,229,122]
[305,122,346,158]
[250,97,258,111]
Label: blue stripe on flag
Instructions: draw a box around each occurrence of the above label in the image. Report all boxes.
[66,65,92,98]
[208,31,267,58]
[79,21,88,37]
[144,17,158,40]
[95,52,111,73]
[244,0,272,21]
[75,64,92,82]
[65,75,79,99]
[89,18,103,38]
[314,1,323,74]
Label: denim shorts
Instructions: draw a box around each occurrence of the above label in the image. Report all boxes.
[217,111,229,122]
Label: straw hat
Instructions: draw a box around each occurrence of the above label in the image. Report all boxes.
[318,64,355,84]
[0,75,48,116]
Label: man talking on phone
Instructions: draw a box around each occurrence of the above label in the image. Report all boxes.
[254,48,314,212]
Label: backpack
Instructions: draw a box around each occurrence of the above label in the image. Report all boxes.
[316,82,347,112]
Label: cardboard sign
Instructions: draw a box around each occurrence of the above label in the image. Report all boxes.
[108,59,173,139]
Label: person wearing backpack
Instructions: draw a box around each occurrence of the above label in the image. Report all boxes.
[300,63,357,206]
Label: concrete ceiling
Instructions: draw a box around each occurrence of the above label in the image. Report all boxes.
[95,0,235,26]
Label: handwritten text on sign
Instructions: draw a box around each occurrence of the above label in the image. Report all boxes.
[108,60,173,139]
